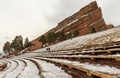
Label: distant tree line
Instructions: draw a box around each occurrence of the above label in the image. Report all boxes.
[3,35,30,53]
[3,30,79,53]
[39,29,79,46]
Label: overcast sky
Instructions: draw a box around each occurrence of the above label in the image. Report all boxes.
[0,0,120,52]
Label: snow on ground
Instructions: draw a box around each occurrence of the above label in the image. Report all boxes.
[17,59,39,78]
[13,52,41,58]
[4,60,25,78]
[0,60,18,78]
[110,54,120,56]
[40,58,120,76]
[31,58,72,78]
[34,27,120,52]
[0,56,72,78]
[1,27,120,77]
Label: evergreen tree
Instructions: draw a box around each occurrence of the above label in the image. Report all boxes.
[19,35,24,49]
[11,36,18,51]
[55,32,60,38]
[91,28,96,33]
[39,35,47,44]
[11,35,24,51]
[24,37,29,48]
[68,32,72,39]
[3,35,27,53]
[73,30,79,37]
[46,32,56,44]
[3,41,11,53]
[59,31,66,41]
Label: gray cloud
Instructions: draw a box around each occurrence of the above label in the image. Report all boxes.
[0,0,120,52]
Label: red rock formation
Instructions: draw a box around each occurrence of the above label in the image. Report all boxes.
[36,1,114,41]
[54,1,109,36]
[29,41,42,51]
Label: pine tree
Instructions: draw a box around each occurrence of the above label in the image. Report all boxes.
[24,37,29,48]
[19,35,23,49]
[55,32,60,38]
[59,31,66,41]
[68,32,72,39]
[3,35,26,53]
[73,30,79,37]
[39,35,47,44]
[11,36,18,51]
[3,41,11,53]
[46,32,56,44]
[91,28,96,33]
[11,35,24,51]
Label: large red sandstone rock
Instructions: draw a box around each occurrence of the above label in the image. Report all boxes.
[36,1,113,41]
[56,1,107,35]
[58,1,98,27]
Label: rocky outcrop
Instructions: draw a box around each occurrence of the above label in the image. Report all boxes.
[36,1,113,40]
[107,24,114,29]
[57,1,98,28]
[55,1,109,36]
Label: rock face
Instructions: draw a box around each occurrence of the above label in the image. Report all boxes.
[29,41,42,51]
[37,1,113,40]
[55,1,108,36]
